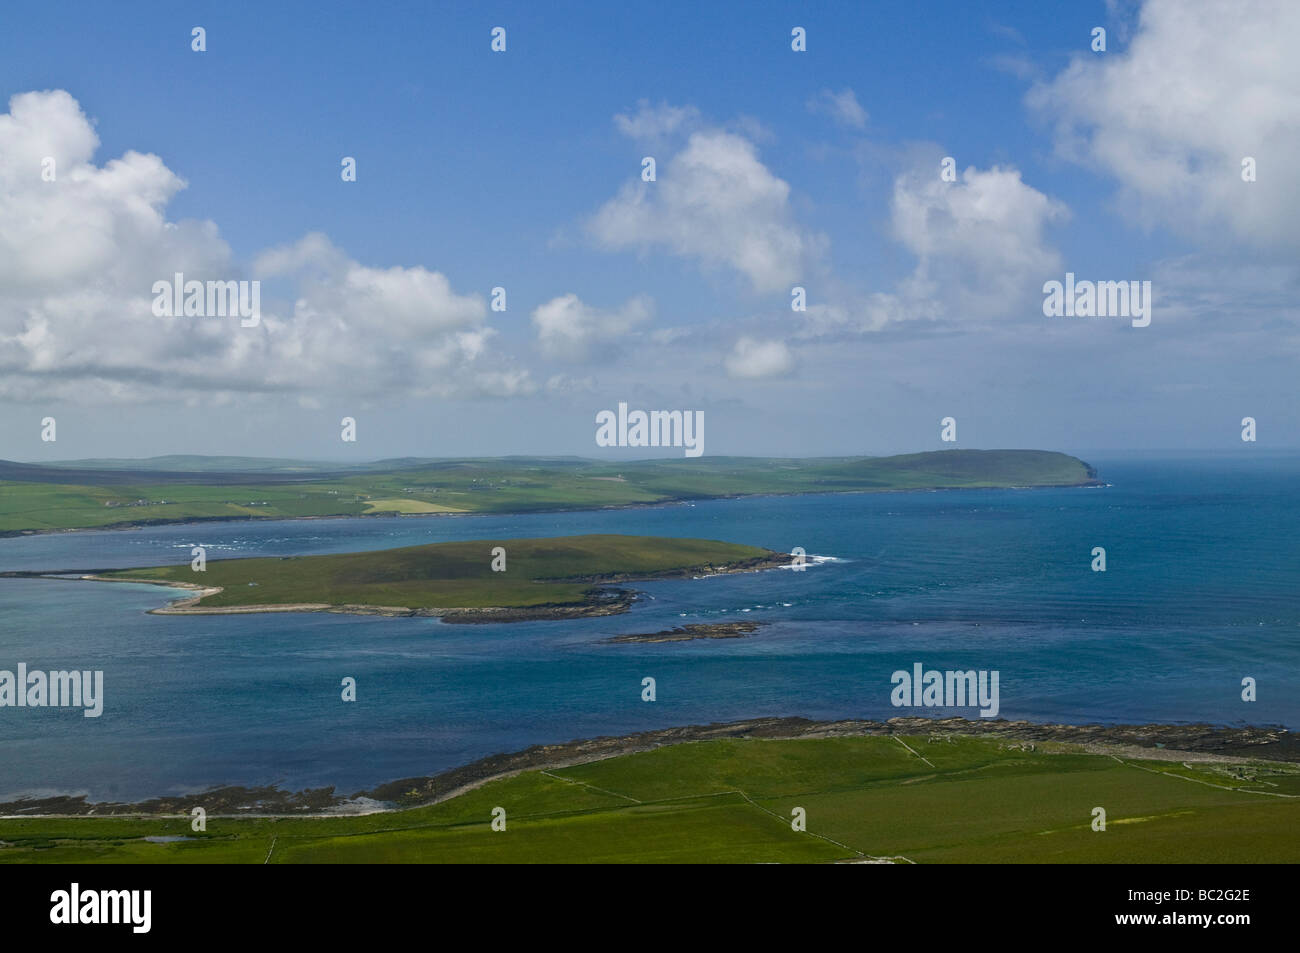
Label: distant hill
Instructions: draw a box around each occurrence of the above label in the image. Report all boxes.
[42,454,599,473]
[45,455,343,473]
[0,449,1099,535]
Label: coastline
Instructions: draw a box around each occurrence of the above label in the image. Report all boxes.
[1,714,1291,819]
[65,551,792,621]
[0,479,1105,541]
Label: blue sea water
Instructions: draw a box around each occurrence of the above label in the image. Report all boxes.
[0,454,1296,802]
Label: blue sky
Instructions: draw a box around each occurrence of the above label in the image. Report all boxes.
[1,0,1296,460]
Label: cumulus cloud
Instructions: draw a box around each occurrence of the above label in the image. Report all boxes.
[0,91,198,297]
[890,163,1069,318]
[588,119,827,293]
[252,232,525,394]
[1028,0,1300,248]
[807,88,868,130]
[0,90,528,402]
[724,336,795,379]
[531,292,652,362]
[787,161,1066,339]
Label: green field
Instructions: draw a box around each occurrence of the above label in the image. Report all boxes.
[0,449,1097,535]
[2,735,1295,864]
[100,534,780,612]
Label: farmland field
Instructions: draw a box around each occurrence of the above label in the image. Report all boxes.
[3,735,1295,864]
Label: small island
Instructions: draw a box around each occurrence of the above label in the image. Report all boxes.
[604,621,763,643]
[90,534,791,622]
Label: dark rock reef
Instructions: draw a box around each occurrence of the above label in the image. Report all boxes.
[603,621,763,643]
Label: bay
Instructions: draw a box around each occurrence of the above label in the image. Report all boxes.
[1,453,1296,802]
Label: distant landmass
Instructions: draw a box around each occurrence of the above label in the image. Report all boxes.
[0,449,1099,536]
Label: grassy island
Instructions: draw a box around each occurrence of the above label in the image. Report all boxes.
[94,534,787,621]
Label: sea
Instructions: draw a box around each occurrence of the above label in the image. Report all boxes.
[1,453,1296,803]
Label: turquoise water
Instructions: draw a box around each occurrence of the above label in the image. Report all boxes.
[0,454,1296,802]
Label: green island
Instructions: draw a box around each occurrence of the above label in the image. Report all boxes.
[90,534,786,621]
[0,449,1099,536]
[2,719,1297,864]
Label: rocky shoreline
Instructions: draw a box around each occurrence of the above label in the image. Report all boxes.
[2,715,1291,818]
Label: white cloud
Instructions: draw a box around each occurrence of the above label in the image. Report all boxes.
[255,233,486,340]
[793,293,918,338]
[588,126,826,293]
[0,90,529,402]
[724,336,794,379]
[1028,0,1300,249]
[531,292,652,362]
[613,100,701,143]
[890,163,1068,318]
[807,88,868,130]
[253,232,522,395]
[0,91,196,296]
[788,161,1066,338]
[472,368,535,398]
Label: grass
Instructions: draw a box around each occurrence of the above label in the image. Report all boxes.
[99,534,778,611]
[362,498,467,514]
[0,450,1097,535]
[2,736,1294,864]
